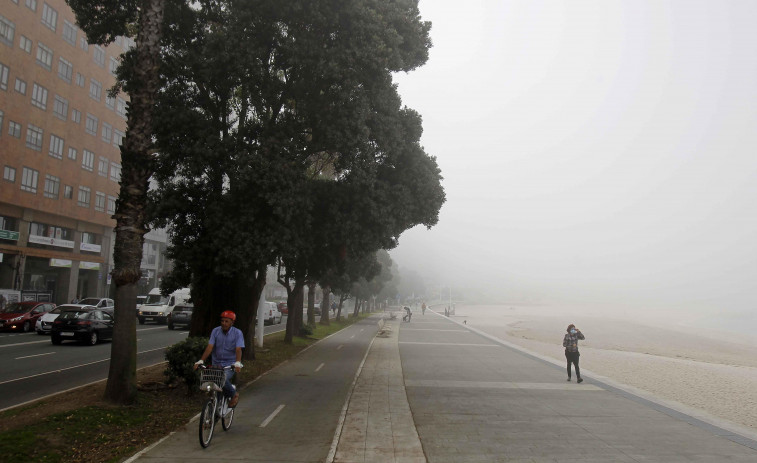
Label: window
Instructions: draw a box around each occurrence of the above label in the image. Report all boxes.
[71,108,81,123]
[113,130,124,147]
[79,36,88,51]
[67,147,77,160]
[49,134,64,159]
[53,95,68,120]
[31,83,48,110]
[14,78,26,95]
[95,192,105,212]
[20,167,38,193]
[43,174,59,198]
[93,46,105,67]
[116,97,127,118]
[110,163,122,182]
[89,79,101,101]
[109,57,119,76]
[85,114,97,135]
[25,124,43,150]
[98,157,108,176]
[82,149,94,171]
[3,166,16,182]
[105,95,115,110]
[63,185,73,199]
[77,186,91,207]
[0,62,8,90]
[107,195,116,214]
[19,35,32,53]
[101,122,112,143]
[36,43,53,70]
[41,3,57,31]
[8,120,21,138]
[57,57,72,83]
[25,0,37,12]
[0,14,14,47]
[75,72,85,87]
[62,20,76,46]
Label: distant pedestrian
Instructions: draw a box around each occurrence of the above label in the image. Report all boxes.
[421,302,426,315]
[563,324,585,383]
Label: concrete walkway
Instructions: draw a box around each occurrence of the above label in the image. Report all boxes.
[333,317,425,463]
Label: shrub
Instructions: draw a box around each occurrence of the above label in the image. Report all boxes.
[164,336,208,393]
[298,323,314,336]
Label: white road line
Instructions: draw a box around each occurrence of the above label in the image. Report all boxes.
[15,352,55,360]
[337,344,344,350]
[350,334,355,339]
[0,340,52,348]
[404,379,602,391]
[260,404,285,428]
[399,342,500,347]
[0,346,167,386]
[401,329,468,332]
[315,363,324,372]
[360,328,364,332]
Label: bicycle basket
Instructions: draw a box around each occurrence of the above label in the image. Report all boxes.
[199,367,226,392]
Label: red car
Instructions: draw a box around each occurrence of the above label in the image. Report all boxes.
[277,302,288,315]
[0,301,57,332]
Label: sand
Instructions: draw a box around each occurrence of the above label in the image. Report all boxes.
[449,304,757,435]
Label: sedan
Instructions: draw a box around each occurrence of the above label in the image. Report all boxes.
[0,301,56,332]
[51,307,114,345]
[167,304,192,330]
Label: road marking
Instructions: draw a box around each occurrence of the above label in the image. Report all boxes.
[399,342,500,347]
[360,328,364,332]
[0,346,167,386]
[401,329,468,332]
[404,379,602,391]
[315,363,324,373]
[260,404,285,427]
[15,352,55,360]
[337,344,344,350]
[350,334,355,339]
[0,339,52,348]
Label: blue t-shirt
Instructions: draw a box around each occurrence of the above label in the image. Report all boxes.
[209,326,245,366]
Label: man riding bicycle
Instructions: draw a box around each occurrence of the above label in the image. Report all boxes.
[194,310,244,408]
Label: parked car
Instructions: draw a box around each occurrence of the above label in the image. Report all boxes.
[51,307,114,345]
[76,297,114,309]
[277,302,288,315]
[40,303,100,335]
[0,301,57,332]
[167,304,193,330]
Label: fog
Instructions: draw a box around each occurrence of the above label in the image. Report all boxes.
[390,1,757,326]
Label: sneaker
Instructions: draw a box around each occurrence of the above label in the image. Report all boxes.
[229,394,239,408]
[577,378,583,383]
[567,377,571,381]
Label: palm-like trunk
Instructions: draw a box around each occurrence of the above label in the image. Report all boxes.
[104,0,166,405]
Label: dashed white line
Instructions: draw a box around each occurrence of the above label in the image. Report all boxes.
[315,363,324,372]
[260,404,285,427]
[337,344,344,350]
[15,352,55,360]
[349,335,355,339]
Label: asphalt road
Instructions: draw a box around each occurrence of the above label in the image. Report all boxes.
[0,318,288,412]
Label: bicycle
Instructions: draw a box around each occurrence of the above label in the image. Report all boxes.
[198,365,235,448]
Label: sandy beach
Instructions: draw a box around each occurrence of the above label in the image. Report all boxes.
[444,304,757,435]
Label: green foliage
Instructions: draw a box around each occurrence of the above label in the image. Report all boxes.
[299,323,314,337]
[164,336,208,392]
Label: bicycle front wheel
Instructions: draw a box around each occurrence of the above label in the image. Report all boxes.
[199,398,216,448]
[222,404,235,431]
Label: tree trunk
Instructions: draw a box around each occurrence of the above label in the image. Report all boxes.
[336,293,345,321]
[104,0,166,405]
[284,280,304,343]
[306,282,316,326]
[319,285,330,326]
[239,264,266,361]
[295,283,306,335]
[352,298,360,318]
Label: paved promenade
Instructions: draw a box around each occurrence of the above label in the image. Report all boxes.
[129,310,757,462]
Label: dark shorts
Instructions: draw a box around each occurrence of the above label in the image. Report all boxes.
[565,351,580,362]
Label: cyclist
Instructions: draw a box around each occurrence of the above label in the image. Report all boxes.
[194,310,244,407]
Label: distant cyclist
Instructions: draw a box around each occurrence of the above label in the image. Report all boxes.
[194,311,244,407]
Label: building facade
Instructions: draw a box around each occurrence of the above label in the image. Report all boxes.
[0,0,166,304]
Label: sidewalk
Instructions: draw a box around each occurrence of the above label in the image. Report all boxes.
[332,317,425,463]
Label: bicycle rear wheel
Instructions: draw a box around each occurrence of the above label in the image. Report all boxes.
[199,398,216,448]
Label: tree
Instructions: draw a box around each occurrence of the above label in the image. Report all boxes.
[67,0,167,404]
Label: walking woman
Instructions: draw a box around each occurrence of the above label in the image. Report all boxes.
[563,324,585,383]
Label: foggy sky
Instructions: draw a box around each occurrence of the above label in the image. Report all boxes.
[390,0,757,316]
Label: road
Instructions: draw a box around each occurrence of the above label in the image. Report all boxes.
[0,318,288,411]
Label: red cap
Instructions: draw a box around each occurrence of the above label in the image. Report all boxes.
[220,310,236,321]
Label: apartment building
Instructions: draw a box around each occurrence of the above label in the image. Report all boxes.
[0,0,166,304]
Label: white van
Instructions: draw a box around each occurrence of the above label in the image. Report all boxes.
[137,287,191,325]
